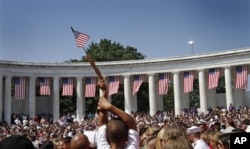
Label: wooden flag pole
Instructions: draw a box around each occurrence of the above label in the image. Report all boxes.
[82,47,104,80]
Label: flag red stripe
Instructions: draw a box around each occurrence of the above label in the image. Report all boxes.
[85,77,96,97]
[208,68,220,89]
[236,65,248,89]
[62,78,74,96]
[158,73,170,95]
[40,78,51,95]
[184,71,194,93]
[76,33,90,48]
[15,77,26,100]
[72,28,90,48]
[133,75,144,95]
[109,76,120,96]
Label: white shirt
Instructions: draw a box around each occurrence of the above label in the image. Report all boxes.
[97,125,139,149]
[193,139,209,149]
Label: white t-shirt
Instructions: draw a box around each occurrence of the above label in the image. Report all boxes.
[97,125,139,149]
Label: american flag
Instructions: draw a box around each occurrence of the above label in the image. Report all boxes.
[183,71,194,93]
[108,76,120,96]
[85,77,96,97]
[71,27,90,48]
[158,73,170,95]
[14,77,26,100]
[235,65,248,89]
[208,68,220,89]
[133,75,144,95]
[39,77,51,96]
[62,78,74,96]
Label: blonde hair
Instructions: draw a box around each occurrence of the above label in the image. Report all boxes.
[209,131,222,149]
[146,126,161,136]
[163,125,189,140]
[156,125,190,149]
[200,130,210,145]
[163,135,192,149]
[155,127,167,149]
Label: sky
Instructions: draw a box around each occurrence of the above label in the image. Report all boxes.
[0,0,249,63]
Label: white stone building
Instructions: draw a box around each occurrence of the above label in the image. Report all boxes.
[0,47,250,124]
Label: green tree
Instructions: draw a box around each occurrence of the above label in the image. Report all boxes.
[82,39,146,62]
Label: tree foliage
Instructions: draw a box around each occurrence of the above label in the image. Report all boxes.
[82,39,146,61]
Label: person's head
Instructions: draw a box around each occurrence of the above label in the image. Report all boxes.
[186,126,201,143]
[241,118,250,131]
[57,138,64,149]
[226,119,236,128]
[217,133,230,149]
[70,133,90,149]
[63,137,71,149]
[197,119,207,133]
[163,125,189,140]
[0,135,35,149]
[159,125,189,149]
[41,141,54,149]
[208,131,222,149]
[214,122,221,131]
[106,119,129,148]
[162,135,192,149]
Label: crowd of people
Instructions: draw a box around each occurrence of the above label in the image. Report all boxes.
[0,80,250,149]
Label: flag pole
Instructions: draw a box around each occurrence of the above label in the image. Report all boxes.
[82,47,104,80]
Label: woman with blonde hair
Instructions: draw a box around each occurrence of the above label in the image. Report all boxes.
[208,131,222,149]
[162,135,192,149]
[156,125,191,149]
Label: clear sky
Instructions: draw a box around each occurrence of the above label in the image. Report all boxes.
[0,0,250,63]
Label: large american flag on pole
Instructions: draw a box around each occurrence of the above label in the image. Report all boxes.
[183,71,194,93]
[14,77,26,100]
[39,77,51,96]
[235,65,248,89]
[71,27,90,48]
[85,77,96,97]
[208,68,220,89]
[158,73,170,95]
[133,75,144,95]
[62,78,74,96]
[108,76,120,96]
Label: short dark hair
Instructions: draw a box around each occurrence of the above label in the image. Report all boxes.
[0,135,34,149]
[106,119,129,145]
[41,141,54,149]
[242,118,250,125]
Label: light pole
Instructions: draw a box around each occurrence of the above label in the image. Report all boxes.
[188,40,195,54]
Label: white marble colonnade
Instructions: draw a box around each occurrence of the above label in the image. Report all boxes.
[0,48,250,124]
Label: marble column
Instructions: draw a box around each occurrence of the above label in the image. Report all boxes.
[124,75,132,114]
[148,73,157,116]
[76,77,83,122]
[173,72,181,115]
[4,76,12,124]
[53,77,60,122]
[0,75,2,121]
[198,69,208,114]
[29,76,36,118]
[224,66,234,108]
